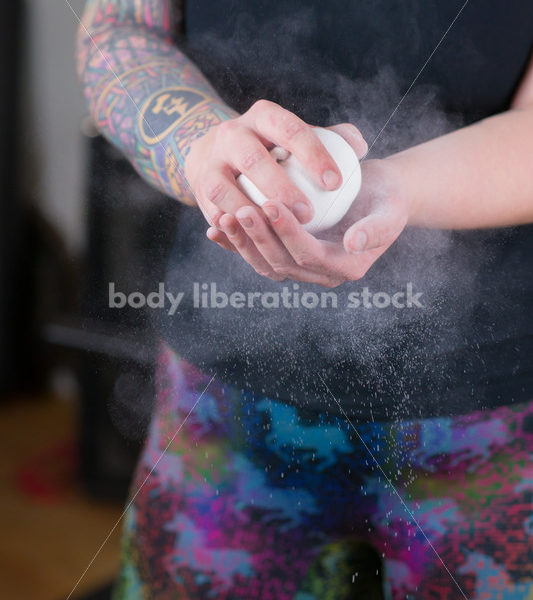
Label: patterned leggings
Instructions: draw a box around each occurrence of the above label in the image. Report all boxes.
[113,343,533,599]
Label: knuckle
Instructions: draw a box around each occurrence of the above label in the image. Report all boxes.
[269,184,301,205]
[294,251,318,269]
[251,231,269,246]
[202,179,228,206]
[230,234,246,249]
[239,146,267,171]
[283,116,306,140]
[271,264,292,278]
[251,99,272,113]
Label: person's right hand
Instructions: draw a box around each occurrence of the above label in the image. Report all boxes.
[183,99,366,229]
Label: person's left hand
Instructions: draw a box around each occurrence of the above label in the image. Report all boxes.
[207,131,409,288]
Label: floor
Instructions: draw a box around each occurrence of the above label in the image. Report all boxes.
[0,393,124,600]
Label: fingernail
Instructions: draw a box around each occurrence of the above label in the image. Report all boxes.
[323,169,341,190]
[350,230,368,253]
[263,204,279,222]
[239,216,254,229]
[292,201,311,223]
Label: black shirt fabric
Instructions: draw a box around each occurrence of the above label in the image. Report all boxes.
[161,0,533,420]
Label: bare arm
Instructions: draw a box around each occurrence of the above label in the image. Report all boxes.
[76,0,237,205]
[389,54,533,229]
[209,51,533,287]
[77,0,359,247]
[211,51,533,284]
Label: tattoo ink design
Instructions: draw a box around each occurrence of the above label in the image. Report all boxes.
[138,87,209,145]
[77,0,236,203]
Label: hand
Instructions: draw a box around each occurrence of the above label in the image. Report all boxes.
[209,157,409,287]
[184,99,367,229]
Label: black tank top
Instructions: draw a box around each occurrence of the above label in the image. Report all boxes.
[161,0,533,420]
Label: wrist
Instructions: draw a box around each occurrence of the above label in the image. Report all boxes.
[164,100,238,205]
[178,101,238,161]
[382,153,421,226]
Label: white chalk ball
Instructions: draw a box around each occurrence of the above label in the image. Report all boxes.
[236,127,362,234]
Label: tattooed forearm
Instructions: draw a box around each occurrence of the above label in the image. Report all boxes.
[77,0,237,203]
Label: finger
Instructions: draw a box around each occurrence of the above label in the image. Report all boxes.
[218,213,284,281]
[235,205,297,278]
[259,201,332,272]
[327,123,368,159]
[196,167,254,225]
[239,204,346,286]
[263,200,378,282]
[206,226,237,253]
[243,100,342,192]
[222,127,314,223]
[343,206,408,253]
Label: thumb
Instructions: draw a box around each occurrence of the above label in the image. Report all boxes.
[327,123,368,160]
[343,208,407,253]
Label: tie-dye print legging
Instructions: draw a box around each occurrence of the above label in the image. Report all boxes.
[113,343,533,600]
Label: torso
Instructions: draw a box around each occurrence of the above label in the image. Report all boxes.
[161,0,533,419]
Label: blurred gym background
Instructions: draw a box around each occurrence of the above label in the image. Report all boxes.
[0,3,181,598]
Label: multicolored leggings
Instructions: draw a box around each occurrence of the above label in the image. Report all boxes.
[113,343,533,599]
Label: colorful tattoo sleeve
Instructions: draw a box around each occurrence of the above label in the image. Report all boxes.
[76,0,237,204]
